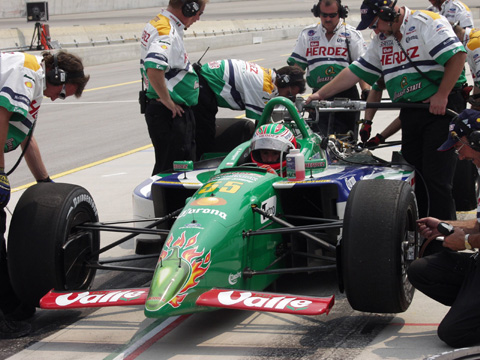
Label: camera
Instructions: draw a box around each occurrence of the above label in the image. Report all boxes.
[26,2,49,22]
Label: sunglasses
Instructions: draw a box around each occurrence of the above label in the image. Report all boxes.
[320,12,338,18]
[59,84,67,100]
[452,133,470,155]
[369,17,379,30]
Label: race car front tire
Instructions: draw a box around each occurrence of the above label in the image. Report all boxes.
[342,179,418,313]
[8,183,100,307]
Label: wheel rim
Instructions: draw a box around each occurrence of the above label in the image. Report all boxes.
[62,210,99,290]
[400,206,417,301]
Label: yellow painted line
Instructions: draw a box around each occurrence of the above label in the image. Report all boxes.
[84,80,141,92]
[12,144,153,193]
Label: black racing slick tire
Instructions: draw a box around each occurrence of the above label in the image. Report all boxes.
[8,183,100,307]
[342,179,419,313]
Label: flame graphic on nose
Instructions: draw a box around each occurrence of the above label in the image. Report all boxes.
[146,232,211,311]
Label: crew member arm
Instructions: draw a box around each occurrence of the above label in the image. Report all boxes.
[417,216,480,251]
[427,52,467,115]
[379,117,401,140]
[22,136,49,181]
[364,87,383,121]
[472,86,480,111]
[146,68,184,118]
[0,107,11,169]
[306,68,360,103]
[359,80,370,94]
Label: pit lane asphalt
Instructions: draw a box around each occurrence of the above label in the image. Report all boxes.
[2,1,480,359]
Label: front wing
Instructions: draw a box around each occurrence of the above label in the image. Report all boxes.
[40,288,334,316]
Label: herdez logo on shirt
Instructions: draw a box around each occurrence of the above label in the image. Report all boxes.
[381,46,419,66]
[306,46,348,57]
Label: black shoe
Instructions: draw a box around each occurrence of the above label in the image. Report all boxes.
[0,318,31,339]
[5,304,36,321]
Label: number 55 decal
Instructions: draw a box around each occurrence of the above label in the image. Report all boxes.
[198,181,243,195]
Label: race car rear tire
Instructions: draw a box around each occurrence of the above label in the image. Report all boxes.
[342,179,418,313]
[8,183,100,307]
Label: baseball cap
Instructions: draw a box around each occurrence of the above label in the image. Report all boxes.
[438,109,480,151]
[357,0,393,30]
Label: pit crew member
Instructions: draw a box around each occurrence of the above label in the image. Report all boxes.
[287,0,370,137]
[193,60,305,160]
[408,109,480,348]
[427,0,474,28]
[307,0,467,220]
[362,24,480,146]
[0,50,89,338]
[140,0,208,175]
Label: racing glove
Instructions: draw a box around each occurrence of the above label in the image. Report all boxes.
[37,176,53,183]
[359,120,372,143]
[365,133,385,148]
[0,169,11,208]
[361,89,370,101]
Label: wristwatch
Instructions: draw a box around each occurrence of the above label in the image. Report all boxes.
[465,234,473,250]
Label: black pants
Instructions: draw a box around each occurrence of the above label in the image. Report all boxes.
[192,74,218,161]
[314,86,359,137]
[399,91,465,220]
[0,208,22,314]
[408,251,480,347]
[145,101,195,175]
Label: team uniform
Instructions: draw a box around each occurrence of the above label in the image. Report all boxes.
[350,9,466,101]
[350,8,467,220]
[438,0,474,28]
[465,27,480,89]
[287,21,367,136]
[0,51,46,323]
[199,59,277,121]
[140,9,199,174]
[193,59,278,158]
[0,52,44,153]
[140,9,198,105]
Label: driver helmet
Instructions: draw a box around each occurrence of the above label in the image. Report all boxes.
[250,124,297,171]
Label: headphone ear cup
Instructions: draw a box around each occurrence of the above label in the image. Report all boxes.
[46,54,66,86]
[182,0,200,17]
[468,131,480,152]
[277,74,291,88]
[339,4,348,18]
[378,7,394,21]
[311,3,320,17]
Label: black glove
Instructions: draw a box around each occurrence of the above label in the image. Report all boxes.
[361,89,370,101]
[0,169,11,208]
[37,176,53,183]
[365,133,385,148]
[359,120,372,143]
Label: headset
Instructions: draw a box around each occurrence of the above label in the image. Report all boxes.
[181,0,200,17]
[45,53,66,86]
[452,116,480,152]
[364,0,399,22]
[45,53,85,86]
[275,70,304,88]
[311,0,349,19]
